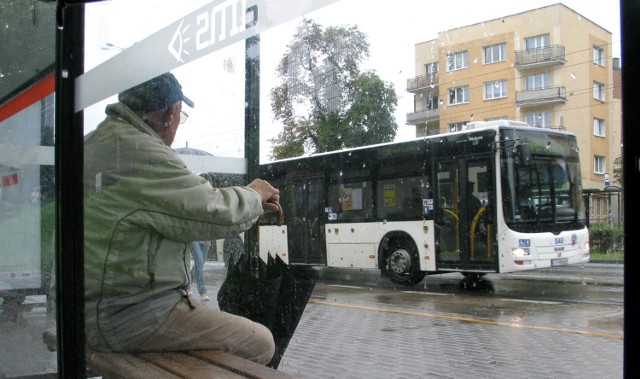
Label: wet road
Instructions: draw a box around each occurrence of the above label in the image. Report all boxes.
[310,263,623,333]
[0,262,623,378]
[271,262,624,378]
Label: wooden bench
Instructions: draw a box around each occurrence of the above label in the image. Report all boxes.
[43,330,292,378]
[86,350,292,379]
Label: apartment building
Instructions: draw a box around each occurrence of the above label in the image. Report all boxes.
[406,3,619,195]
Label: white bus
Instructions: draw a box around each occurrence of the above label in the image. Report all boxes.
[258,120,590,285]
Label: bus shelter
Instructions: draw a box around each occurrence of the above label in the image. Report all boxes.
[583,186,623,227]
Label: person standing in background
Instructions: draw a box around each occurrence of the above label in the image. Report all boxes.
[191,239,212,301]
[190,172,213,302]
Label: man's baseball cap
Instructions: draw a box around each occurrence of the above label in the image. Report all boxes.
[119,72,194,112]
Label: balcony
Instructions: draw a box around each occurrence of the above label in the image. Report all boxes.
[514,45,566,70]
[515,86,567,107]
[406,108,440,124]
[406,72,439,93]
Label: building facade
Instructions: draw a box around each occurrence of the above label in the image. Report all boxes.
[406,3,620,197]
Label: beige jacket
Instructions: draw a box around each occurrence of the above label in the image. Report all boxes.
[83,102,262,351]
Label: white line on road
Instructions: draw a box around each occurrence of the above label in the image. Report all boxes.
[402,291,453,296]
[507,274,593,282]
[498,298,564,305]
[327,284,365,289]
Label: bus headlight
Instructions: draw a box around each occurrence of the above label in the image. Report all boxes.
[512,247,530,257]
[584,242,590,251]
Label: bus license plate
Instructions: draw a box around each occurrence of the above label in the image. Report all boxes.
[551,258,568,266]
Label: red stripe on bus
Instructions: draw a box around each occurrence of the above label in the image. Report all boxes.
[0,73,55,123]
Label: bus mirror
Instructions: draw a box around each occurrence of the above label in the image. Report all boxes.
[517,143,531,166]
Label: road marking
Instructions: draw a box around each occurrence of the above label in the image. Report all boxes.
[327,284,365,289]
[402,291,453,296]
[507,274,592,282]
[498,298,563,305]
[327,286,454,296]
[308,299,623,340]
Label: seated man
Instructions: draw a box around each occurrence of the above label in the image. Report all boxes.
[82,73,279,364]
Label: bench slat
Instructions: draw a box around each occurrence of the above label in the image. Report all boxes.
[140,352,244,378]
[86,351,181,379]
[192,350,293,379]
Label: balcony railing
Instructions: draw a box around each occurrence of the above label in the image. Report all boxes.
[515,45,566,69]
[406,108,440,124]
[515,86,567,107]
[407,72,439,93]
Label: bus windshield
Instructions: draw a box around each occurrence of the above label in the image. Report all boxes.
[501,129,586,233]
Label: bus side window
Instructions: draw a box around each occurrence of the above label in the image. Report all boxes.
[330,182,372,222]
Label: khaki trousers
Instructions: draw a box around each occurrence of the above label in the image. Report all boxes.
[138,299,275,365]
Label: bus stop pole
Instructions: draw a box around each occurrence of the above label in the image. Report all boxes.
[244,34,260,256]
[55,2,86,377]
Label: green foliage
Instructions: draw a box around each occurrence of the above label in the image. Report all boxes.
[590,251,623,261]
[345,71,398,146]
[269,19,398,160]
[613,156,623,186]
[589,224,624,253]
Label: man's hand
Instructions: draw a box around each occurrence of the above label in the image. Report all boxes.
[247,179,280,212]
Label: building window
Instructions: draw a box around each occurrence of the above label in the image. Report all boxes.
[426,124,440,136]
[448,85,469,105]
[446,51,468,71]
[525,72,551,90]
[593,46,605,66]
[425,94,439,110]
[593,81,606,101]
[525,112,552,128]
[593,118,606,137]
[483,43,507,64]
[525,33,550,50]
[449,122,466,132]
[594,156,606,174]
[484,80,508,99]
[425,62,438,76]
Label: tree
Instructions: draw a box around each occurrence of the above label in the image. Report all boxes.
[269,19,398,160]
[613,156,623,186]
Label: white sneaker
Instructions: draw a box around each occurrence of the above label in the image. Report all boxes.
[200,294,210,302]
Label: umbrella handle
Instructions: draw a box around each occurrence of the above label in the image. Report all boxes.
[249,202,283,276]
[271,202,284,226]
[253,202,284,243]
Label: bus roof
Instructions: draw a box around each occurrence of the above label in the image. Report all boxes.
[263,120,577,165]
[464,119,530,129]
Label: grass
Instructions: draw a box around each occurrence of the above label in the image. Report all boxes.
[590,251,624,261]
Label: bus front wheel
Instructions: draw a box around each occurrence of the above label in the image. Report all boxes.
[384,238,426,286]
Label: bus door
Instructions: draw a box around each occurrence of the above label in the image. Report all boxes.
[286,176,326,265]
[435,158,494,270]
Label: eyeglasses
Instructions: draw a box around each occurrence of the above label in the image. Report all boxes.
[179,110,189,124]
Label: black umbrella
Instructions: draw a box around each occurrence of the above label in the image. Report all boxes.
[217,252,283,328]
[217,206,317,369]
[267,255,316,368]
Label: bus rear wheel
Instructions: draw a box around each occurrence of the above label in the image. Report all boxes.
[384,238,426,286]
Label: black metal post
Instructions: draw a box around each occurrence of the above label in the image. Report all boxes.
[55,2,85,377]
[621,0,639,375]
[244,33,260,256]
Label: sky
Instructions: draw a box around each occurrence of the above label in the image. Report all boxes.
[84,0,621,163]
